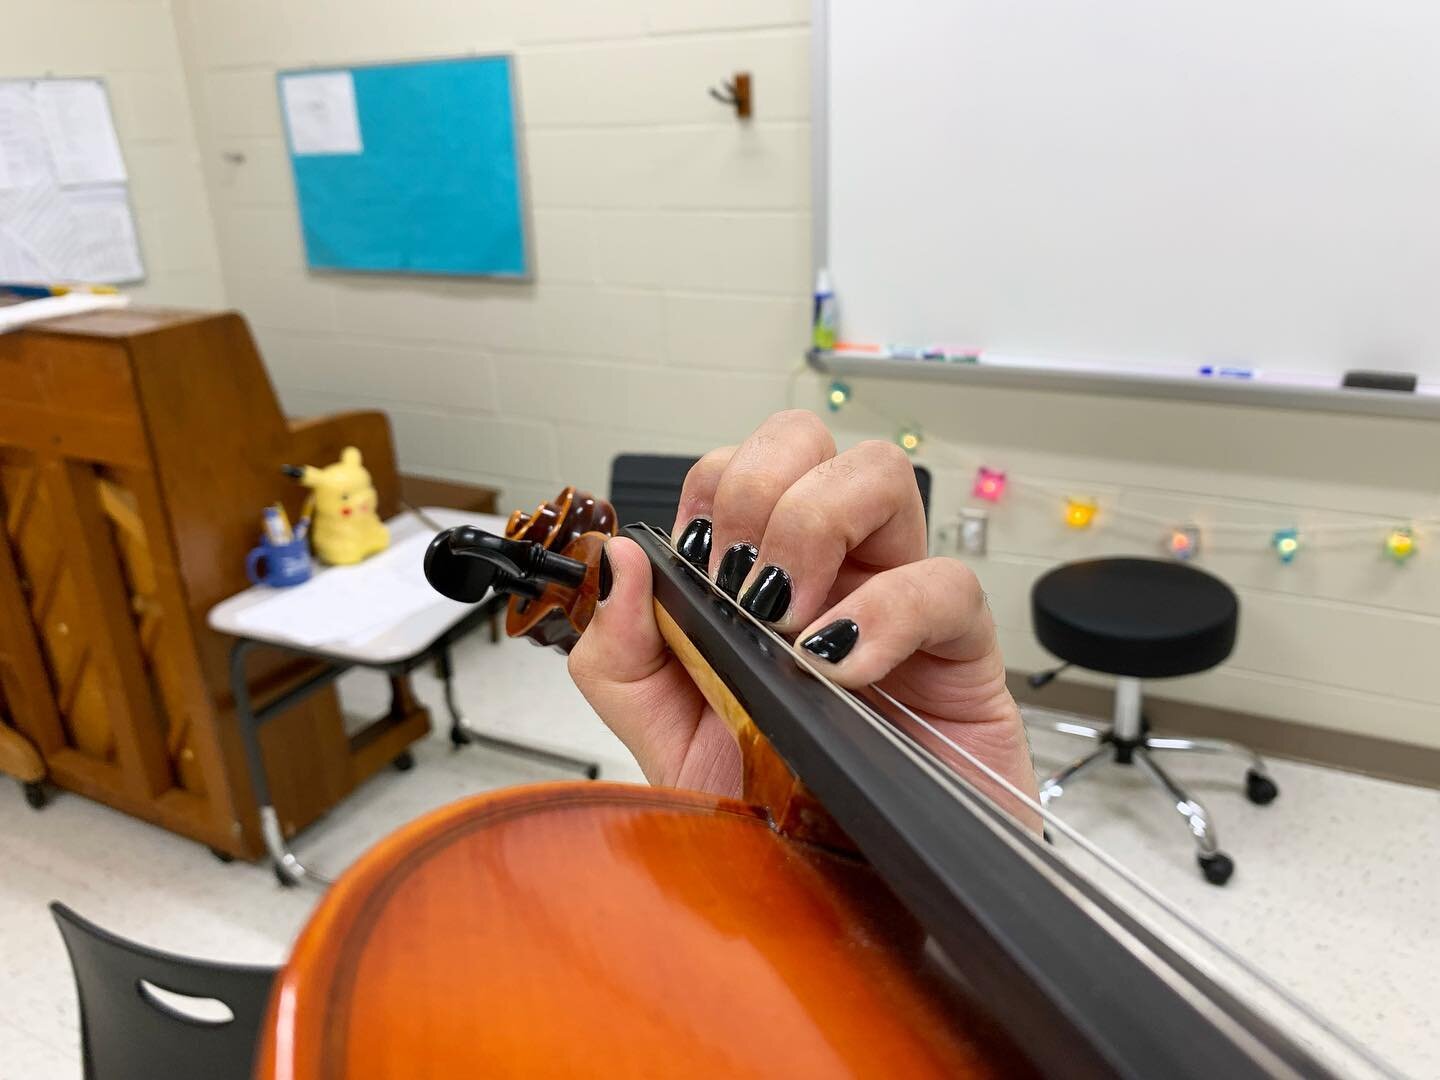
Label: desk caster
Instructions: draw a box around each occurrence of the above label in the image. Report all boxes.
[275,865,298,887]
[392,749,415,772]
[1245,770,1278,805]
[449,725,472,748]
[22,781,46,810]
[585,764,600,780]
[1198,852,1234,886]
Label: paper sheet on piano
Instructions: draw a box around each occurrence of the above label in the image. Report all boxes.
[231,532,463,649]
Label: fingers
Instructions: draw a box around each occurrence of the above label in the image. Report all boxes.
[795,558,1002,688]
[707,411,836,594]
[670,446,735,570]
[570,537,665,684]
[567,538,706,785]
[734,440,926,633]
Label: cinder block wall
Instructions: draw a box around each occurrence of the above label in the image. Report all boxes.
[169,0,810,512]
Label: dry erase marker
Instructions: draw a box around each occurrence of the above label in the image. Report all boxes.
[1197,365,1259,379]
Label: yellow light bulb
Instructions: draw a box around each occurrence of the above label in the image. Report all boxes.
[1386,527,1416,563]
[897,428,922,454]
[1064,498,1097,529]
[826,380,851,412]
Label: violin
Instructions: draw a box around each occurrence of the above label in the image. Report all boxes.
[258,489,1334,1079]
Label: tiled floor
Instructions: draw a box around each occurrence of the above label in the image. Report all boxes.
[1,633,1434,1078]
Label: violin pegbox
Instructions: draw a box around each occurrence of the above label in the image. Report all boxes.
[502,487,618,651]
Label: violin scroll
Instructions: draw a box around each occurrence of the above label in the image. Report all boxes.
[423,487,618,652]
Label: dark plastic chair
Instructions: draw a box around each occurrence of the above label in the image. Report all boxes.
[609,454,932,530]
[51,902,278,1080]
[1026,558,1278,886]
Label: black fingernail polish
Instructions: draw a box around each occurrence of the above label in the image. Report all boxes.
[801,619,859,663]
[740,565,792,622]
[715,543,758,598]
[675,517,712,569]
[598,546,613,602]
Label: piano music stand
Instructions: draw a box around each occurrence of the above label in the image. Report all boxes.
[208,508,599,887]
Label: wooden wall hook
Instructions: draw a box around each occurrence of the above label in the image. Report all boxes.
[708,72,752,120]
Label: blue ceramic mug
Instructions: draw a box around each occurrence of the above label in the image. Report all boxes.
[246,536,312,587]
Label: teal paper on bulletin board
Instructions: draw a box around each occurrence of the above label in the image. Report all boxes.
[278,55,528,277]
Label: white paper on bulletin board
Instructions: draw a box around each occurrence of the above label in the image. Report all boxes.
[0,78,144,284]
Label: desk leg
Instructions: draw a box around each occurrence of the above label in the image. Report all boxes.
[437,646,600,779]
[228,641,329,888]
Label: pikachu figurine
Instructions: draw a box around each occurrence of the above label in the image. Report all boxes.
[289,447,390,566]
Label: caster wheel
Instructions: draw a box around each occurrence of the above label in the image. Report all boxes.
[274,866,298,888]
[1199,852,1234,886]
[585,765,600,780]
[449,725,472,748]
[22,781,46,809]
[1245,770,1278,805]
[392,750,415,772]
[209,847,235,864]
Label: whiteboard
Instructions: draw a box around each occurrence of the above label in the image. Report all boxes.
[819,1,1440,381]
[0,78,144,285]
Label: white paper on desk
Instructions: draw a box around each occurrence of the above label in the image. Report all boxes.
[0,82,53,190]
[281,72,363,156]
[231,533,466,649]
[34,80,127,186]
[0,292,130,334]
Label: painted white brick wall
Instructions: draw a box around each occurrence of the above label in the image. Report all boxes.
[20,0,1431,750]
[170,0,811,518]
[1,0,225,306]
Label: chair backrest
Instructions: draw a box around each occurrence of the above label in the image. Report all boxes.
[610,454,932,531]
[609,454,700,530]
[51,902,277,1080]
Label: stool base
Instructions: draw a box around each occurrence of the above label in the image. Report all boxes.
[1026,679,1279,887]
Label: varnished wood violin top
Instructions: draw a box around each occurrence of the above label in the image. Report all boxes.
[258,781,1026,1079]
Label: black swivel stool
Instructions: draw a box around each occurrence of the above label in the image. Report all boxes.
[1028,558,1278,886]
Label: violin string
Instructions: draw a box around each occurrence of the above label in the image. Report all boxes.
[642,522,1395,1076]
[857,683,1401,1080]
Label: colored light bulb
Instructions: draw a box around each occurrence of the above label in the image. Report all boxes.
[1385,527,1416,564]
[1064,498,1098,530]
[826,380,851,412]
[897,427,923,454]
[1271,528,1300,564]
[973,466,1007,502]
[1166,525,1200,560]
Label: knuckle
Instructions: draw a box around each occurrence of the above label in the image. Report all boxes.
[713,463,779,518]
[856,438,912,473]
[926,557,981,599]
[767,489,830,543]
[767,409,836,454]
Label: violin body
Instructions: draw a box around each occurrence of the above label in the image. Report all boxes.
[260,782,1024,1079]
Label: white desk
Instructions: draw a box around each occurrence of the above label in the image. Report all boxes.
[208,508,597,886]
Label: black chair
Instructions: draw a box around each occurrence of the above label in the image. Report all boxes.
[1026,558,1279,886]
[609,453,932,530]
[51,902,277,1080]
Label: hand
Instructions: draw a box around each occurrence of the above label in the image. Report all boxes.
[567,411,1039,821]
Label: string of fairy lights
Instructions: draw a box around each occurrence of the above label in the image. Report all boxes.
[822,378,1431,565]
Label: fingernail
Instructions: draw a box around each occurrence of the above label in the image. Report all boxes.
[740,565,792,623]
[675,517,712,570]
[801,619,859,663]
[598,544,613,603]
[715,542,758,598]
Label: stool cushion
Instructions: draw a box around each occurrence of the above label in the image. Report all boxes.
[1031,558,1238,679]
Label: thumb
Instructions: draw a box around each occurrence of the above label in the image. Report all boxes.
[571,536,667,685]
